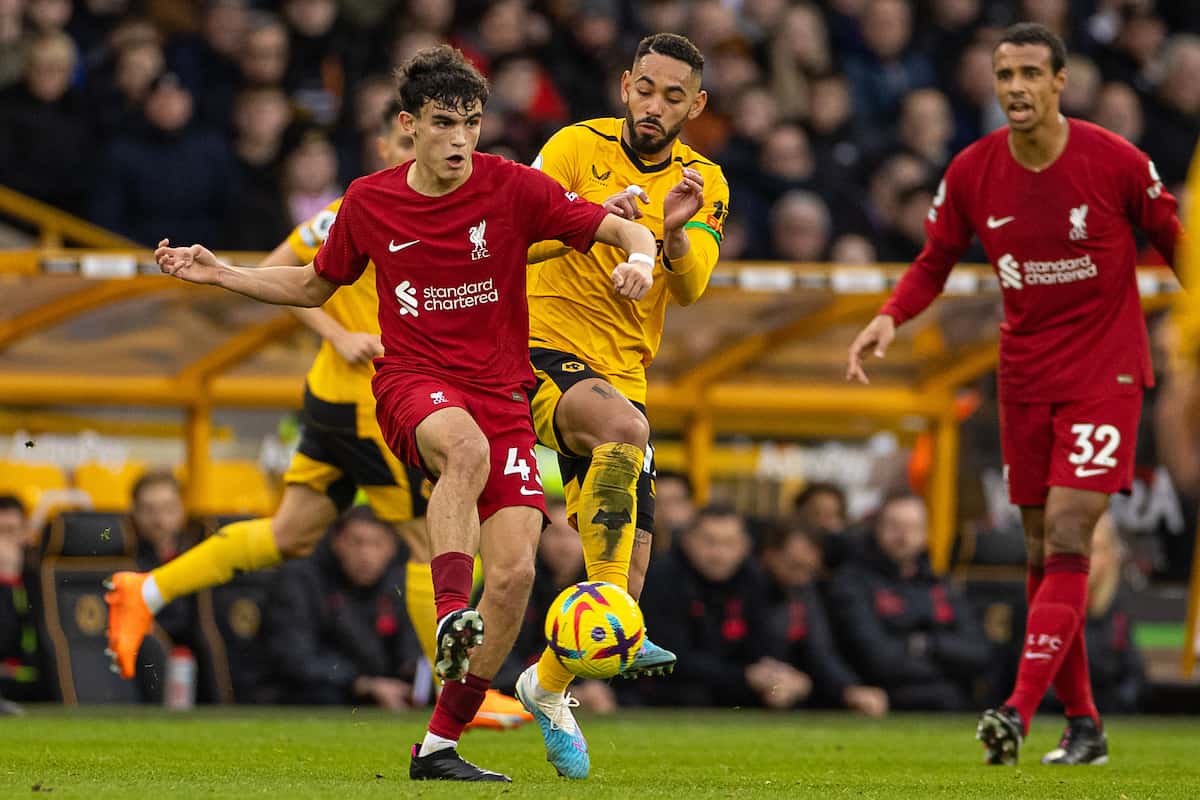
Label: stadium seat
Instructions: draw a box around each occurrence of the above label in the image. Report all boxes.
[73,461,145,512]
[0,459,69,514]
[188,460,277,517]
[190,517,279,704]
[42,510,135,558]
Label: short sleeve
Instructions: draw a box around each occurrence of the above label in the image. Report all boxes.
[515,163,608,253]
[1121,144,1180,251]
[531,126,581,192]
[313,186,369,286]
[925,156,975,254]
[683,165,730,246]
[286,198,342,263]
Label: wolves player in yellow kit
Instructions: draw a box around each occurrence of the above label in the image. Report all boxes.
[104,102,529,727]
[515,33,727,778]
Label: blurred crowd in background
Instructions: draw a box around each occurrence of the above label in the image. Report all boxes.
[0,468,1148,716]
[1,0,1198,261]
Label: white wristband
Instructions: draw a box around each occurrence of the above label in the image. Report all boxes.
[628,252,654,268]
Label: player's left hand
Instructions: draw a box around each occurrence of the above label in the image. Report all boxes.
[612,260,653,300]
[604,185,651,220]
[663,167,704,232]
[155,238,223,285]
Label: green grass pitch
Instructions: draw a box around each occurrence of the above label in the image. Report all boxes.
[2,707,1198,798]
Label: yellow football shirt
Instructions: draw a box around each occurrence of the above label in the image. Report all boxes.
[286,198,380,410]
[528,117,728,403]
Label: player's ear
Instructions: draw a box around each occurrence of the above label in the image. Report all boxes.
[688,89,708,121]
[399,110,417,137]
[619,69,632,104]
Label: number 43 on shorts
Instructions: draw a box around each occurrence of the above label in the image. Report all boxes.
[504,447,544,495]
[1068,423,1120,477]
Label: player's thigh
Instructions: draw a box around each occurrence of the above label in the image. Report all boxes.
[999,397,1055,507]
[473,392,547,527]
[529,346,647,455]
[372,369,486,480]
[271,483,340,555]
[352,428,432,561]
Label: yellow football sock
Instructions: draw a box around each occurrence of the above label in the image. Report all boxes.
[578,442,643,591]
[405,560,439,678]
[537,647,577,694]
[151,518,281,604]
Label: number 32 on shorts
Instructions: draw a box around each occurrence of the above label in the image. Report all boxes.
[504,447,544,496]
[1068,423,1120,477]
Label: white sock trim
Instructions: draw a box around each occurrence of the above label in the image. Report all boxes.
[141,575,165,614]
[418,732,457,757]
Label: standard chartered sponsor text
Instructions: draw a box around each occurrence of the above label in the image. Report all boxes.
[1022,254,1098,285]
[422,277,499,311]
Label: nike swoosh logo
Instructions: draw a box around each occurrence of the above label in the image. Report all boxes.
[519,487,544,496]
[986,216,1015,229]
[1024,652,1052,660]
[389,239,419,252]
[1074,466,1110,478]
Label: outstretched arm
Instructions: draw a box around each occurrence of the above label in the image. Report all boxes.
[156,239,337,308]
[261,239,382,364]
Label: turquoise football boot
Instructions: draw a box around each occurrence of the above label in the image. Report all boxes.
[620,636,676,679]
[516,665,589,779]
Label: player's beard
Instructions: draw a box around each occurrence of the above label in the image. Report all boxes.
[625,111,685,156]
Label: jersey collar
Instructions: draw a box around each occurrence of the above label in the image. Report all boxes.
[620,134,675,174]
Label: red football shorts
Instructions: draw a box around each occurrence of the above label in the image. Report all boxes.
[999,391,1142,507]
[372,367,546,522]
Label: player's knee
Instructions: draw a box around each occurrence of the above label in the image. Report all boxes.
[483,558,535,615]
[597,412,649,451]
[1023,530,1046,565]
[275,522,324,559]
[440,433,491,488]
[1044,506,1095,556]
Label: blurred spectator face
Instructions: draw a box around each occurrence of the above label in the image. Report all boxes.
[205,0,248,59]
[109,17,161,52]
[28,0,69,32]
[831,233,877,264]
[132,477,186,556]
[687,0,739,53]
[899,89,952,162]
[539,503,584,586]
[492,57,539,113]
[895,185,933,246]
[621,51,706,157]
[797,488,847,534]
[241,20,289,85]
[408,0,453,34]
[573,2,618,51]
[353,77,394,132]
[763,530,823,589]
[115,41,165,104]
[1021,0,1066,33]
[479,0,527,58]
[285,135,338,194]
[743,0,788,31]
[992,42,1065,134]
[959,42,995,107]
[639,0,687,34]
[719,213,748,259]
[1060,55,1100,118]
[869,153,926,224]
[391,31,442,70]
[682,512,750,583]
[875,496,928,567]
[771,191,830,262]
[655,474,694,536]
[145,77,194,132]
[761,124,812,180]
[375,123,415,169]
[0,503,25,544]
[332,517,397,589]
[1158,37,1200,116]
[27,33,75,102]
[708,49,761,103]
[862,0,911,61]
[778,4,830,74]
[1093,82,1143,144]
[809,76,851,136]
[234,87,291,145]
[1118,14,1165,68]
[730,86,777,142]
[931,0,978,27]
[284,0,336,38]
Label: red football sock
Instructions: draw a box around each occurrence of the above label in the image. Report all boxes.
[1005,553,1089,734]
[427,673,490,741]
[430,551,474,622]
[1050,559,1100,725]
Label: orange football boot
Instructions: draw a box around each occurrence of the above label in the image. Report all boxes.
[103,572,154,679]
[465,689,534,731]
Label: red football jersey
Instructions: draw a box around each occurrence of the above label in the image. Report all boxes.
[314,152,608,394]
[882,119,1182,402]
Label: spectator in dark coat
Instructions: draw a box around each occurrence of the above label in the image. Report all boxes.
[262,507,421,709]
[1140,34,1200,187]
[0,496,46,712]
[843,0,936,131]
[90,72,234,246]
[829,492,991,711]
[0,32,93,214]
[761,521,888,716]
[638,505,811,709]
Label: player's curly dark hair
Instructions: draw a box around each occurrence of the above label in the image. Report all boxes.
[394,45,490,116]
[997,22,1067,74]
[635,32,704,74]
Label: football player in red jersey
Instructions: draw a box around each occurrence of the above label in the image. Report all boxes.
[847,23,1183,766]
[156,45,658,783]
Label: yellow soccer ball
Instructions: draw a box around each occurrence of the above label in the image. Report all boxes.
[544,581,645,679]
